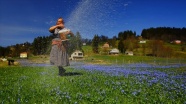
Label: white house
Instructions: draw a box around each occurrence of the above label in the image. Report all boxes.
[139,40,146,43]
[109,48,119,55]
[125,51,133,56]
[0,58,7,61]
[20,52,27,58]
[174,40,181,44]
[70,50,83,60]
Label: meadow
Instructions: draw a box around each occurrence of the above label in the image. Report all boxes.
[0,58,186,103]
[1,44,186,103]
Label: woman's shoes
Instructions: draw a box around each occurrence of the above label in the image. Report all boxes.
[59,67,66,76]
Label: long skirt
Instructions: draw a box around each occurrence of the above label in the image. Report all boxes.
[50,39,70,67]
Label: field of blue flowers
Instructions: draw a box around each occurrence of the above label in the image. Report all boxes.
[0,62,186,103]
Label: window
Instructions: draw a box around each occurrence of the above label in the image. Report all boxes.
[78,53,82,56]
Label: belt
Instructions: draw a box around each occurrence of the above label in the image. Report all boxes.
[52,40,62,49]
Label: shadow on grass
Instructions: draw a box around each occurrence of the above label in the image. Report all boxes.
[64,72,83,76]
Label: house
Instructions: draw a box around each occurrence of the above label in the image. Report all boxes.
[20,52,27,58]
[0,58,7,61]
[109,48,119,55]
[70,50,83,60]
[139,40,146,43]
[102,42,109,48]
[101,42,110,54]
[125,51,133,56]
[174,40,181,44]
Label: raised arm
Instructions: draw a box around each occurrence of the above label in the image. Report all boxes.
[49,24,65,33]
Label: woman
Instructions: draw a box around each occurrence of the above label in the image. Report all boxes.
[49,17,73,76]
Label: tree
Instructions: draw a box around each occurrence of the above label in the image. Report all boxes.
[117,30,137,53]
[32,37,41,55]
[82,38,92,45]
[118,39,125,53]
[109,36,117,48]
[99,35,108,44]
[32,36,52,55]
[0,46,6,57]
[68,32,82,55]
[141,27,186,42]
[76,32,83,50]
[92,35,99,53]
[148,40,174,57]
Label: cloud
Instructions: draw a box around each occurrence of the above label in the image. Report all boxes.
[123,1,132,7]
[45,20,55,25]
[124,3,128,7]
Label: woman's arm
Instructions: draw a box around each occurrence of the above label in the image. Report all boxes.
[49,24,64,33]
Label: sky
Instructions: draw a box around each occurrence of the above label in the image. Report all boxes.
[0,0,186,47]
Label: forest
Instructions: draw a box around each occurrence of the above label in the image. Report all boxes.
[141,27,186,42]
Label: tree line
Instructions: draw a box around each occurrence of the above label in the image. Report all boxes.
[0,32,83,58]
[0,27,185,58]
[141,27,186,42]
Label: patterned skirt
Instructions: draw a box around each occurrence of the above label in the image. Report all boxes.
[50,38,70,67]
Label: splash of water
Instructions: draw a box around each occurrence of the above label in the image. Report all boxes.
[65,0,129,38]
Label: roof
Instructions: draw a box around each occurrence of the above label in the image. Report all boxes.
[110,48,119,53]
[20,52,27,54]
[103,43,109,48]
[73,50,83,53]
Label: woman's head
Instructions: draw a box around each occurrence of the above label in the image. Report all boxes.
[56,17,64,25]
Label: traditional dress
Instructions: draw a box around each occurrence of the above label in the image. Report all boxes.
[50,28,70,75]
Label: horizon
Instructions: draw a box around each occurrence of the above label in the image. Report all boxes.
[1,26,185,48]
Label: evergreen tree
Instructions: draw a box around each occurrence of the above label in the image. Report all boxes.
[117,30,137,53]
[68,32,82,55]
[76,32,83,50]
[32,36,52,55]
[0,46,6,57]
[118,39,125,53]
[141,27,186,42]
[99,35,108,44]
[108,36,117,48]
[92,35,99,53]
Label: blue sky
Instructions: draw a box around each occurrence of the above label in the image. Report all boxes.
[0,0,186,47]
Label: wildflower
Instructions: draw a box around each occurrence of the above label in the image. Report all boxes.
[121,89,125,94]
[17,98,20,104]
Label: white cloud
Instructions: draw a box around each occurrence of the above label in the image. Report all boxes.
[124,3,128,7]
[45,20,55,25]
[124,1,132,7]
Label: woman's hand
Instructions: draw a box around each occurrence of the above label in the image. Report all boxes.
[56,24,64,28]
[49,24,64,32]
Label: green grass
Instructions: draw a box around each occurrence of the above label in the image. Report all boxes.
[0,45,186,103]
[0,66,185,103]
[81,45,186,64]
[83,54,186,65]
[165,43,185,52]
